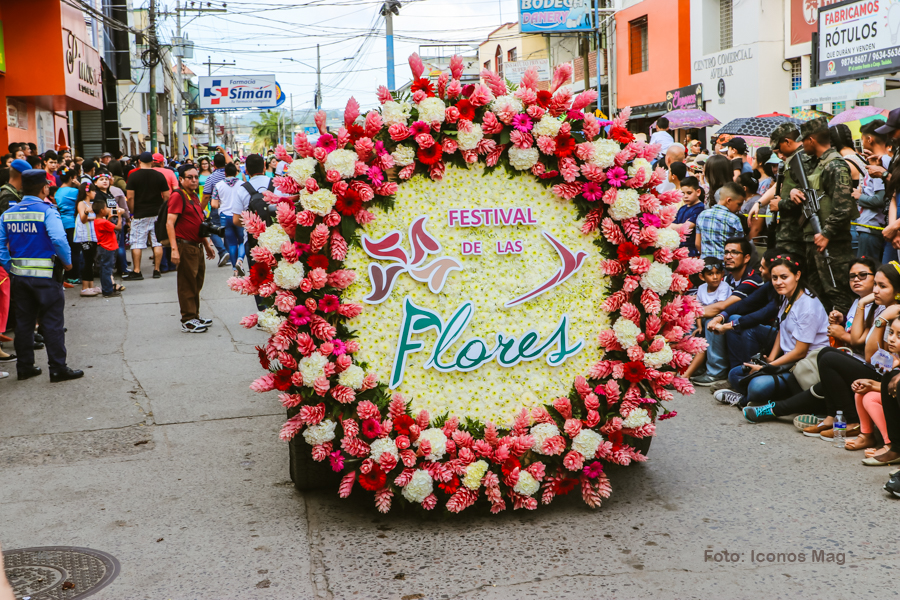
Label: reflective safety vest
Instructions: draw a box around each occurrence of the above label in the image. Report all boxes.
[1,199,58,278]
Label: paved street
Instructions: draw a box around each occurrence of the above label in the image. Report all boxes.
[1,262,898,600]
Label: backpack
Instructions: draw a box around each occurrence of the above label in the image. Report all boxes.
[154,190,186,247]
[243,181,274,225]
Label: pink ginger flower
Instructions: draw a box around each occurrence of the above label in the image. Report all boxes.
[509,129,533,149]
[628,256,651,274]
[355,136,375,160]
[445,105,460,123]
[563,450,584,471]
[563,418,582,437]
[250,373,276,393]
[480,68,508,97]
[582,113,601,140]
[536,135,556,155]
[364,110,383,136]
[553,397,572,419]
[388,123,410,141]
[446,79,462,98]
[241,210,266,236]
[312,147,328,163]
[468,84,494,107]
[559,157,579,182]
[327,270,357,289]
[550,62,573,93]
[240,313,258,328]
[274,291,296,313]
[548,88,573,117]
[442,137,459,154]
[310,224,329,253]
[514,86,538,105]
[526,104,546,119]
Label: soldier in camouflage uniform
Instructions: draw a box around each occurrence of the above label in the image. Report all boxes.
[768,123,810,256]
[788,117,856,315]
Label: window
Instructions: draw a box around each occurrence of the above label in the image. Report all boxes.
[832,101,846,114]
[495,45,502,73]
[484,60,490,71]
[507,48,517,62]
[719,0,733,51]
[629,16,648,74]
[856,98,871,106]
[790,58,802,116]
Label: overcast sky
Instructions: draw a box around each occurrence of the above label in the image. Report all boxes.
[153,0,520,119]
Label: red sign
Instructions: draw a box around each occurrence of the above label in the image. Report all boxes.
[790,0,844,45]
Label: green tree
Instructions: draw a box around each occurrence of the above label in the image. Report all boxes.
[249,110,281,152]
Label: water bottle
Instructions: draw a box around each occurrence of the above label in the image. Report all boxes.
[833,411,846,449]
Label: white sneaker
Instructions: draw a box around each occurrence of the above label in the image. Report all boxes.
[714,389,744,406]
[235,258,245,277]
[181,319,209,333]
[0,371,8,379]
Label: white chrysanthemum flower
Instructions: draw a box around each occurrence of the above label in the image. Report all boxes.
[391,145,416,166]
[572,429,604,459]
[273,260,305,290]
[415,428,447,461]
[643,339,674,368]
[623,408,652,429]
[513,471,539,496]
[298,352,328,388]
[607,188,641,221]
[490,95,524,115]
[401,469,434,503]
[532,114,563,137]
[456,123,484,151]
[257,307,285,335]
[257,223,291,255]
[382,100,412,126]
[627,158,652,179]
[369,437,399,461]
[613,317,641,349]
[303,419,336,446]
[641,262,674,295]
[530,422,561,454]
[287,157,317,184]
[508,146,539,171]
[337,364,365,390]
[655,227,681,250]
[417,97,446,123]
[590,139,619,169]
[462,459,489,490]
[324,149,357,179]
[299,188,337,217]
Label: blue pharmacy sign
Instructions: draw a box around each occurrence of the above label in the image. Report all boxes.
[519,0,594,33]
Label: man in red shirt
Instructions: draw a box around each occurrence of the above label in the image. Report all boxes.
[165,165,215,333]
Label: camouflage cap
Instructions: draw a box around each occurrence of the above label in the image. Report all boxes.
[799,116,829,140]
[769,122,800,149]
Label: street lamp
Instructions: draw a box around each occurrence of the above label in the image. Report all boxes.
[282,49,353,111]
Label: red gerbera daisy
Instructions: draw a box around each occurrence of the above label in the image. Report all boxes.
[307,253,330,270]
[249,262,272,287]
[553,477,578,495]
[257,346,270,370]
[623,361,647,383]
[335,191,363,216]
[536,90,552,108]
[359,464,387,491]
[538,170,560,179]
[554,132,576,157]
[609,126,634,145]
[273,369,293,391]
[411,77,435,97]
[393,414,414,436]
[417,143,442,165]
[347,123,365,143]
[320,294,340,313]
[455,99,475,121]
[617,242,640,262]
[438,475,460,495]
[360,418,382,439]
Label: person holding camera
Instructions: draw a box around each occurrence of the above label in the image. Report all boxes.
[165,165,216,333]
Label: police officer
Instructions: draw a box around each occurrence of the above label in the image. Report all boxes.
[766,123,810,256]
[0,169,83,382]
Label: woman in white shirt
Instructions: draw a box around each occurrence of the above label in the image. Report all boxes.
[716,254,829,418]
[828,256,879,353]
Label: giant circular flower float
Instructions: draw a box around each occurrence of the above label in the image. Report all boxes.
[230,54,706,513]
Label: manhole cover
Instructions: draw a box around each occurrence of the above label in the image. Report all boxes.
[2,547,119,600]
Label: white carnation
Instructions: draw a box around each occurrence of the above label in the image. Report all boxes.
[287,157,317,184]
[513,471,539,496]
[532,114,563,137]
[490,95,524,115]
[257,223,291,255]
[607,188,641,221]
[382,100,412,126]
[303,419,337,446]
[530,422,561,454]
[590,138,620,169]
[641,262,674,295]
[456,123,484,151]
[324,149,357,179]
[627,158,652,179]
[391,145,416,167]
[299,188,337,217]
[369,437,399,461]
[415,428,447,461]
[655,227,681,250]
[462,459,489,490]
[273,260,305,290]
[508,146,539,171]
[572,429,604,459]
[401,469,434,503]
[613,317,641,349]
[298,352,328,388]
[257,307,285,334]
[643,339,674,369]
[337,364,365,390]
[417,97,446,123]
[623,408,652,429]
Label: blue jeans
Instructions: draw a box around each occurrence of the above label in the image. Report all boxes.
[116,227,128,273]
[857,230,883,261]
[209,208,227,258]
[884,240,897,264]
[98,246,116,295]
[725,318,776,368]
[703,317,728,378]
[221,213,246,268]
[727,366,800,407]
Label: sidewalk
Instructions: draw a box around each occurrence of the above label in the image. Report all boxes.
[0,260,316,599]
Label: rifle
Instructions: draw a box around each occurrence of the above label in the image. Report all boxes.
[767,161,786,247]
[789,152,836,287]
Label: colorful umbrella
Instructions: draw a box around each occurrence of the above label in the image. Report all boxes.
[793,109,832,122]
[714,134,771,152]
[715,116,803,138]
[658,109,721,129]
[829,106,889,125]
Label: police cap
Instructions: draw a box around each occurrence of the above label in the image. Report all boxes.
[800,116,829,140]
[22,169,49,187]
[769,123,800,149]
[10,159,31,173]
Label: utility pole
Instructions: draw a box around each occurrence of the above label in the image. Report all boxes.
[290,93,294,148]
[176,0,183,159]
[581,33,591,109]
[149,0,158,151]
[316,44,322,110]
[381,1,400,91]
